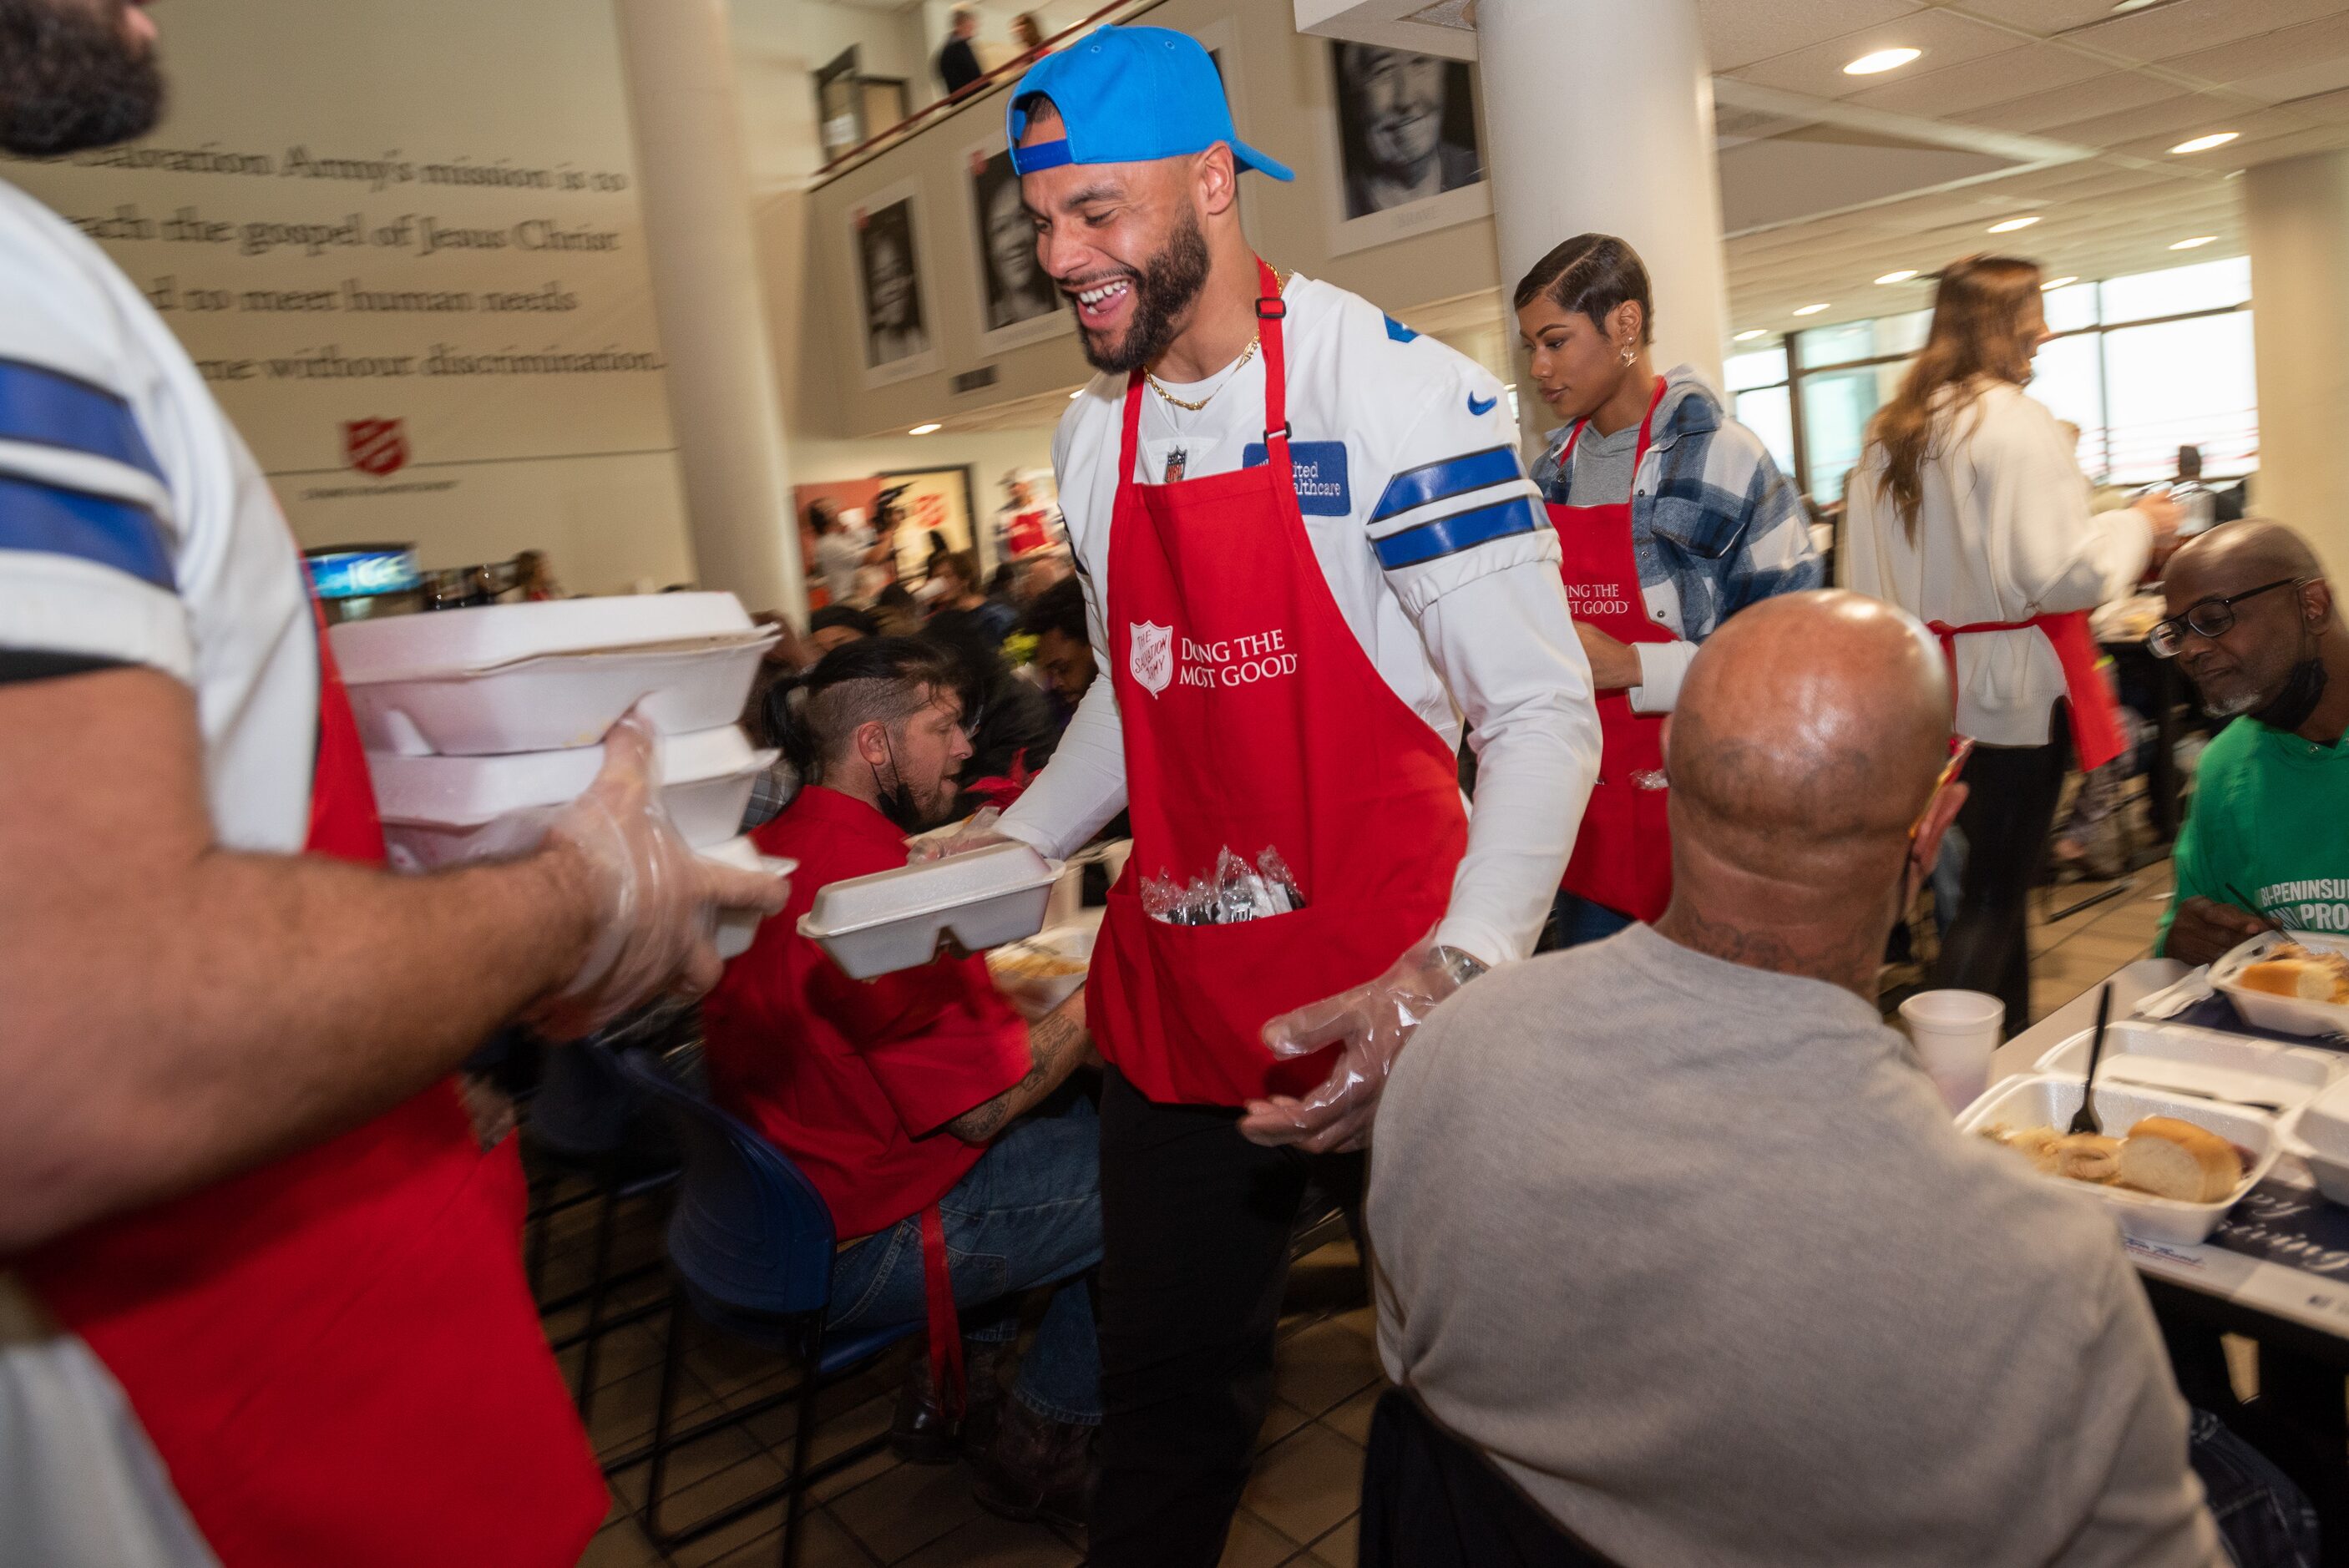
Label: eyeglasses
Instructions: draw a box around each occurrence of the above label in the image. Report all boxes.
[2147,579,2304,659]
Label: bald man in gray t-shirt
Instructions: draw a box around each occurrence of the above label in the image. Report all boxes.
[1369,591,2221,1568]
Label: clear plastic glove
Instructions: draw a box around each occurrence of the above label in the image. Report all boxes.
[1237,932,1463,1155]
[906,805,1013,864]
[527,710,791,1039]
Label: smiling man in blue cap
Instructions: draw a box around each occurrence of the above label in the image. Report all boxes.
[972,23,1602,1564]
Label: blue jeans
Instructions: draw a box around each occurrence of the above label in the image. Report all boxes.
[828,1097,1102,1424]
[1536,889,1637,953]
[2190,1406,2322,1568]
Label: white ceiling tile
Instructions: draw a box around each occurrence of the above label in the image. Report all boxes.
[1728,8,2019,97]
[1698,0,1928,73]
[1845,41,2109,114]
[1953,67,2178,133]
[2037,90,2245,146]
[2235,53,2349,105]
[2273,83,2349,122]
[2155,12,2349,87]
[1943,0,2129,34]
[2059,0,2345,63]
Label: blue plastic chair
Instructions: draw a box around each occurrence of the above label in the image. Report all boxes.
[611,1046,919,1568]
[523,1029,681,1417]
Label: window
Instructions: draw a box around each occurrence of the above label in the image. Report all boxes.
[1753,255,2256,500]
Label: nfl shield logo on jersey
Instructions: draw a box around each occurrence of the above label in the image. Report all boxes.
[1129,621,1174,697]
[343,418,409,478]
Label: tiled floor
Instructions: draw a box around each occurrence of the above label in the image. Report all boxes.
[538,1195,1379,1568]
[544,850,2177,1568]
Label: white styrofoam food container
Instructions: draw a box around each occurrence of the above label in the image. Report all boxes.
[800,842,1062,981]
[701,835,798,960]
[1958,1073,2279,1245]
[2210,930,2349,1039]
[372,726,774,869]
[2033,1020,2344,1112]
[986,916,1101,1019]
[330,593,756,677]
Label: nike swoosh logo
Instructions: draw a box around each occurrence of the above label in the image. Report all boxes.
[1467,392,1497,417]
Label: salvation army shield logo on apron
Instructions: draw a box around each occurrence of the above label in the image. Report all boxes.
[1130,620,1174,696]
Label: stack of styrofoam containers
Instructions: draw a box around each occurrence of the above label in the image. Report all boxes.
[329,594,791,956]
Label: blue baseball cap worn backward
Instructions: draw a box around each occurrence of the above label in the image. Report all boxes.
[1006,26,1294,182]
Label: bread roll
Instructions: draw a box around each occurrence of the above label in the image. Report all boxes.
[2118,1117,2244,1202]
[2238,959,2335,1001]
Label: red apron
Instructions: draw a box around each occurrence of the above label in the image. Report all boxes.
[1089,258,1470,1107]
[1552,377,1675,925]
[1927,612,2126,771]
[22,593,606,1568]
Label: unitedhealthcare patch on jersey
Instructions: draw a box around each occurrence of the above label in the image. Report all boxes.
[1242,439,1349,516]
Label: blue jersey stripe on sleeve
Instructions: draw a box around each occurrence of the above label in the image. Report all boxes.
[0,357,166,483]
[0,473,175,589]
[1373,494,1542,570]
[1371,445,1521,522]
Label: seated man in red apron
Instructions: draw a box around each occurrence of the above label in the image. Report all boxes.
[982,28,1602,1565]
[701,637,1102,1528]
[0,8,787,1563]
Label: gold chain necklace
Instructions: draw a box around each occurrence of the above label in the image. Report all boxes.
[1146,333,1259,412]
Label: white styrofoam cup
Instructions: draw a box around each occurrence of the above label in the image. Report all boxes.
[1901,989,2005,1114]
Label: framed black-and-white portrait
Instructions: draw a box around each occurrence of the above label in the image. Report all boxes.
[961,138,1068,356]
[849,180,940,387]
[1324,40,1488,255]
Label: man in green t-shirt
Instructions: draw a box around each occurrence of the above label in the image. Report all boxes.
[2156,520,2349,964]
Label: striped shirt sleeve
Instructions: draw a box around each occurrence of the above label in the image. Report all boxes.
[1362,365,1556,615]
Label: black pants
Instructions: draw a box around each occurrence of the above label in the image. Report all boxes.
[1359,1388,1617,1568]
[1936,705,2073,1037]
[1088,1066,1361,1566]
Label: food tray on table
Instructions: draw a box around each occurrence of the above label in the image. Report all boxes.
[330,594,775,756]
[2210,931,2349,1040]
[371,726,772,868]
[1958,1074,2281,1245]
[2033,1020,2344,1114]
[986,916,1101,1019]
[701,835,798,960]
[801,842,1064,981]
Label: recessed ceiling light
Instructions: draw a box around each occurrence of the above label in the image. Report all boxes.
[2042,276,2078,291]
[1793,303,1831,316]
[1987,215,2041,233]
[1875,269,1920,285]
[2110,0,2162,11]
[2169,131,2240,154]
[1844,46,1921,75]
[2169,235,2218,250]
[909,422,942,435]
[1733,329,1768,341]
[1068,389,1084,399]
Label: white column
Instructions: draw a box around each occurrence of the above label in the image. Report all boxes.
[2245,150,2349,577]
[614,0,805,620]
[1475,0,1728,407]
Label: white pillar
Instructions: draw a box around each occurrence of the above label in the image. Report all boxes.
[1475,0,1728,412]
[614,0,805,620]
[2245,150,2349,577]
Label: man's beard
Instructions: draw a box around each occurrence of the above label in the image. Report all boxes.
[0,0,163,156]
[1073,209,1211,376]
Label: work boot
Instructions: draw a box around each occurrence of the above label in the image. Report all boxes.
[888,1339,1012,1464]
[969,1395,1098,1530]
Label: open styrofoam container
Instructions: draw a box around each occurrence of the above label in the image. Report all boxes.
[342,633,776,758]
[986,915,1101,1019]
[2033,1019,2343,1112]
[330,593,757,679]
[373,726,772,868]
[2210,930,2349,1039]
[701,835,798,960]
[800,842,1062,981]
[1958,1073,2280,1245]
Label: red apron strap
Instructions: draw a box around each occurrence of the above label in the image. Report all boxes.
[1926,611,2126,772]
[1253,257,1292,493]
[1562,377,1668,483]
[1116,367,1147,486]
[919,1201,965,1421]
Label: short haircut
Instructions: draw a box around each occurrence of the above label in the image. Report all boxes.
[808,604,878,640]
[1512,233,1655,345]
[1020,574,1087,645]
[767,636,959,783]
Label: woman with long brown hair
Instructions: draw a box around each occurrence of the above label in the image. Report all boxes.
[1845,255,2178,1033]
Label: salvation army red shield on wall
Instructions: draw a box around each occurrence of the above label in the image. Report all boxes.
[342,418,409,478]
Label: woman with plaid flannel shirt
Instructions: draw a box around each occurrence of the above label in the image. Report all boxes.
[1516,235,1823,949]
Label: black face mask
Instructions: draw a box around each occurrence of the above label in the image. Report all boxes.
[2251,655,2330,735]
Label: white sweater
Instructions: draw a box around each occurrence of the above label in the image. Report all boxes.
[1841,381,2152,747]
